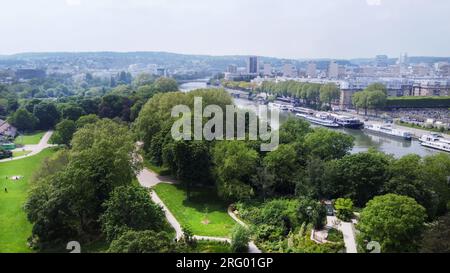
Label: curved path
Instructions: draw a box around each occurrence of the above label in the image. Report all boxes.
[136,166,262,253]
[0,131,55,163]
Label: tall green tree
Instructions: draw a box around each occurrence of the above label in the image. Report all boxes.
[212,141,259,201]
[7,108,38,132]
[358,194,426,253]
[304,128,354,161]
[50,119,77,146]
[101,185,165,242]
[33,102,60,130]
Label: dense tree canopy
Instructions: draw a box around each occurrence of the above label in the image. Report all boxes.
[101,185,165,242]
[358,194,427,253]
[322,151,391,206]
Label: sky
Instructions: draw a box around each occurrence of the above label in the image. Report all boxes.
[0,0,449,59]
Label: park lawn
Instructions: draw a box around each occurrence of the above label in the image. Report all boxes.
[153,183,236,238]
[12,150,31,158]
[192,240,231,253]
[0,148,57,253]
[15,131,45,145]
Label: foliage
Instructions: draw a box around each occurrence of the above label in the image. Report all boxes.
[163,140,213,198]
[297,198,327,230]
[231,225,250,253]
[107,230,181,253]
[420,213,450,253]
[358,194,427,253]
[304,128,354,161]
[8,108,38,132]
[387,96,450,108]
[263,144,301,195]
[50,119,76,146]
[212,141,258,201]
[101,185,165,242]
[334,198,354,222]
[322,151,391,207]
[25,119,139,250]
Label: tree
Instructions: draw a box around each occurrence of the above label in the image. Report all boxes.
[352,83,387,115]
[76,114,100,128]
[420,213,450,253]
[163,140,212,198]
[7,108,37,132]
[322,151,391,207]
[278,118,311,144]
[263,144,300,195]
[108,230,180,253]
[251,166,276,200]
[383,154,438,219]
[212,141,259,201]
[153,77,178,93]
[319,83,340,107]
[352,91,368,115]
[99,94,132,121]
[33,102,60,130]
[132,73,155,87]
[304,128,354,161]
[101,185,165,242]
[26,119,140,249]
[50,119,76,146]
[421,153,450,216]
[365,83,387,94]
[298,198,327,230]
[367,90,387,116]
[358,194,426,253]
[231,225,250,253]
[334,198,354,222]
[60,104,85,121]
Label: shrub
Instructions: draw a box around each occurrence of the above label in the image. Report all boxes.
[231,225,250,253]
[334,198,354,222]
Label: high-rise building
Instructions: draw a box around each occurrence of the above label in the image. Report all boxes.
[283,63,297,78]
[247,56,259,74]
[398,53,409,65]
[306,62,317,78]
[227,64,238,74]
[375,55,389,67]
[263,63,272,76]
[328,61,339,79]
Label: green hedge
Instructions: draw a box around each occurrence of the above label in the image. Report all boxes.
[387,96,450,108]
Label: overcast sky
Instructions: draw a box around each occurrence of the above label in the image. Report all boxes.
[1,0,449,59]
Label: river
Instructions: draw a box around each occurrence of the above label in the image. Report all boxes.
[179,81,439,158]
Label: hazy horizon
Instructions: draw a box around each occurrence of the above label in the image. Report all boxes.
[1,0,450,59]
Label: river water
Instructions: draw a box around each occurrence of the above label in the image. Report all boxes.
[179,82,439,158]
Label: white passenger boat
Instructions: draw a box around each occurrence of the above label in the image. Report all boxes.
[296,113,340,128]
[419,134,450,153]
[364,123,413,140]
[269,103,290,111]
[328,114,364,129]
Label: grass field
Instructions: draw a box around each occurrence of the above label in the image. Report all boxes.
[153,184,236,238]
[12,151,32,158]
[0,148,57,253]
[192,240,231,253]
[14,131,45,145]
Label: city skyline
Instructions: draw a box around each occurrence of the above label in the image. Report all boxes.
[1,0,450,58]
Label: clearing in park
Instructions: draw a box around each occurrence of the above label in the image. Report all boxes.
[153,183,236,238]
[0,148,57,253]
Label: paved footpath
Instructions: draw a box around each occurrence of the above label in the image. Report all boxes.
[326,216,358,253]
[136,166,262,253]
[0,131,55,163]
